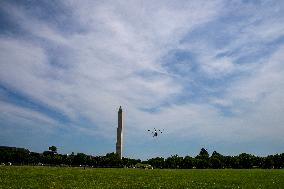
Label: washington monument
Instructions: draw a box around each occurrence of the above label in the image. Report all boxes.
[116,106,123,159]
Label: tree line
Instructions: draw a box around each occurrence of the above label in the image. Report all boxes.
[0,146,283,169]
[0,146,140,168]
[146,148,284,169]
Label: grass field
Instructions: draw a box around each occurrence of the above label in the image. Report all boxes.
[1,166,284,188]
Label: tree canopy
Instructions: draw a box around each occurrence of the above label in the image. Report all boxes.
[0,146,283,169]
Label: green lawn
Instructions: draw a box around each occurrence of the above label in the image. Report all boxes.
[1,166,284,188]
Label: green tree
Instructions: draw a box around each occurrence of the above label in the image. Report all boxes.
[104,152,122,167]
[195,148,210,168]
[211,151,223,159]
[273,154,282,169]
[28,152,41,165]
[262,155,274,169]
[147,157,164,168]
[73,153,87,166]
[210,151,224,168]
[165,155,183,169]
[49,146,57,154]
[210,157,222,169]
[183,156,193,169]
[238,153,254,169]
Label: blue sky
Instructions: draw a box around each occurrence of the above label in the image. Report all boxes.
[0,0,284,159]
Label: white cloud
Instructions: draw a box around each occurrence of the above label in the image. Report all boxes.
[228,46,284,103]
[0,101,59,128]
[1,0,284,157]
[0,1,223,133]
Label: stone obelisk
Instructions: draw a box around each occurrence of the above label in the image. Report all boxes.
[116,106,123,159]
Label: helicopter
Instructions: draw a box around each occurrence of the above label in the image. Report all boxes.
[148,128,163,137]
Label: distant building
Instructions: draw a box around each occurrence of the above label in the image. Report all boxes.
[116,106,124,159]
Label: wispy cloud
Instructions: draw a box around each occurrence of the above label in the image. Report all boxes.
[0,0,284,158]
